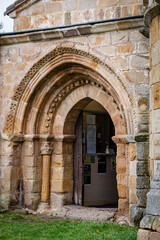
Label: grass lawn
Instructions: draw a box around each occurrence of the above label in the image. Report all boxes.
[0,213,138,240]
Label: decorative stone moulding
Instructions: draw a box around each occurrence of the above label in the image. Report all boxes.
[0,18,144,46]
[3,47,135,135]
[44,78,123,134]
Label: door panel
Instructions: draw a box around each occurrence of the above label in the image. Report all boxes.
[74,113,83,205]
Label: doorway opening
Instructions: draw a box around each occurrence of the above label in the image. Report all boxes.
[74,100,118,208]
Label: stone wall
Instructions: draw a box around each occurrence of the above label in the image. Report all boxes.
[137,1,160,239]
[7,0,147,31]
[0,18,149,219]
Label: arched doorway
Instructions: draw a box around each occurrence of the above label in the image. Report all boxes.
[74,100,118,207]
[2,47,136,215]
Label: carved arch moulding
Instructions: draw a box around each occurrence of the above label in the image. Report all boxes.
[3,46,137,136]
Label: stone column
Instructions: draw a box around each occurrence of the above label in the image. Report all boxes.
[138,2,160,239]
[112,135,132,216]
[50,135,75,209]
[40,142,53,203]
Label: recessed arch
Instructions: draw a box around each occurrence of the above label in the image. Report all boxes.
[52,85,126,136]
[3,46,136,136]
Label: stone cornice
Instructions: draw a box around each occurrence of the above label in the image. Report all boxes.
[0,133,75,142]
[0,18,144,46]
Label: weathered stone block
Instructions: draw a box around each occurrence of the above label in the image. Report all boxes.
[138,113,149,132]
[4,166,20,180]
[46,3,62,14]
[137,161,149,176]
[117,174,126,186]
[129,189,138,204]
[151,181,160,189]
[138,98,149,113]
[153,82,160,109]
[130,55,149,70]
[134,84,149,97]
[152,216,160,232]
[136,142,149,160]
[117,185,127,198]
[53,142,63,155]
[23,180,41,193]
[146,189,160,215]
[112,56,128,70]
[151,64,160,84]
[151,109,160,133]
[116,42,135,54]
[130,160,137,176]
[22,167,41,180]
[51,167,64,180]
[124,71,148,84]
[129,143,136,161]
[98,0,117,7]
[138,41,149,54]
[24,193,40,210]
[137,189,149,207]
[118,199,129,213]
[140,214,155,229]
[22,141,35,156]
[136,176,150,189]
[150,232,160,240]
[111,32,128,44]
[62,0,76,11]
[22,156,41,167]
[51,179,73,192]
[0,193,11,209]
[50,192,72,208]
[129,176,137,189]
[152,40,160,67]
[137,229,151,240]
[79,0,97,9]
[151,15,159,46]
[130,204,146,226]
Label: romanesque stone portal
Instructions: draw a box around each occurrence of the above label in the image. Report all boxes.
[0,1,159,239]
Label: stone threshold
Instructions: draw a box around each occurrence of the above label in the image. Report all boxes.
[36,204,129,224]
[0,18,144,46]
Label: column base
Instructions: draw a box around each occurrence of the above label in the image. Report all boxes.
[37,202,51,214]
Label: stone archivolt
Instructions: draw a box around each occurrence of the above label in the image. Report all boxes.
[3,46,136,135]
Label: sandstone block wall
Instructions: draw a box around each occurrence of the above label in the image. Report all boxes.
[0,18,149,217]
[7,0,147,31]
[0,26,149,135]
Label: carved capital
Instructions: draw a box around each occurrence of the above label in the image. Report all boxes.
[41,142,53,155]
[112,135,135,144]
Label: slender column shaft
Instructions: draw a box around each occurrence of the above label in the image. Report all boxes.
[41,155,51,202]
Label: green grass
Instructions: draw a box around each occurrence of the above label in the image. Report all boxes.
[0,213,138,240]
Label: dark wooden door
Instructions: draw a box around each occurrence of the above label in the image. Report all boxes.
[74,113,83,205]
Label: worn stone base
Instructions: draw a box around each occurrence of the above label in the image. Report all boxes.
[137,229,160,240]
[52,205,117,222]
[37,202,50,214]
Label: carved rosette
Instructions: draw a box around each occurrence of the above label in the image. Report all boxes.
[41,142,53,155]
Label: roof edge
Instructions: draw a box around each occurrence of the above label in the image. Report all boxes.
[4,0,28,16]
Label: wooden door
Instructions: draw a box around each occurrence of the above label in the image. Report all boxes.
[74,113,83,205]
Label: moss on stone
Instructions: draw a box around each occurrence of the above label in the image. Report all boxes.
[135,133,149,142]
